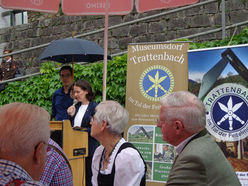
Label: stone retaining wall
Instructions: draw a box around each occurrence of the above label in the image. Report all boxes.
[0,0,247,74]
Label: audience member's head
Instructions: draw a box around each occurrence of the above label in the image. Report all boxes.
[157,91,206,146]
[92,100,129,137]
[0,102,50,180]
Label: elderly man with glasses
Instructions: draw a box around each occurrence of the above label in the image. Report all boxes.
[157,91,241,186]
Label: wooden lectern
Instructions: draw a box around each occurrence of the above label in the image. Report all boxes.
[50,120,88,186]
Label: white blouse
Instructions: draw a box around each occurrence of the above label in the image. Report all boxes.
[73,104,88,128]
[92,138,145,186]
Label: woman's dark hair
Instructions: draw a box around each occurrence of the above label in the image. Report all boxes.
[74,79,95,101]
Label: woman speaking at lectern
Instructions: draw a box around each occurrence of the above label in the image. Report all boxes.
[67,79,99,186]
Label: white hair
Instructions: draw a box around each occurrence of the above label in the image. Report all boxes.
[160,91,206,133]
[0,102,50,155]
[94,100,129,135]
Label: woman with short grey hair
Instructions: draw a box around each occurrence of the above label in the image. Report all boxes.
[91,100,146,186]
[93,100,129,135]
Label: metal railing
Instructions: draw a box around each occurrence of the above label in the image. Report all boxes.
[2,18,248,85]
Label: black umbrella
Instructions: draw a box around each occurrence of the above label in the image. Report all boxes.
[38,37,111,63]
[38,37,111,83]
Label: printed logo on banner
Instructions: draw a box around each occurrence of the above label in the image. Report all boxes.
[160,0,171,3]
[204,83,248,141]
[139,65,174,102]
[30,0,43,6]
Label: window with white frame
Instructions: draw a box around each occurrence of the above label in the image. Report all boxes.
[0,7,28,28]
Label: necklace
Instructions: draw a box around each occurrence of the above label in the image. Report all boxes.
[103,138,121,163]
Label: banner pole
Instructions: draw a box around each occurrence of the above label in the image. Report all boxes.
[102,0,109,101]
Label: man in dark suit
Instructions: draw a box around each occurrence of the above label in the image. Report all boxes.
[157,91,241,186]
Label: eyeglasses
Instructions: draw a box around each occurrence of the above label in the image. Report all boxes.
[60,74,71,78]
[90,116,95,123]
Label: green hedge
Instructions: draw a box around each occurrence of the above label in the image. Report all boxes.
[0,54,127,114]
[0,27,248,114]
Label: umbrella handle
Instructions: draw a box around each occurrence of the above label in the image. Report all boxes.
[72,32,74,82]
[72,55,74,82]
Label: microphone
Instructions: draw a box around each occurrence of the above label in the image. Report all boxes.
[73,99,78,106]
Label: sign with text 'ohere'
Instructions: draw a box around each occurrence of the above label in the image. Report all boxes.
[0,0,199,15]
[136,0,199,13]
[0,0,60,13]
[62,0,133,15]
